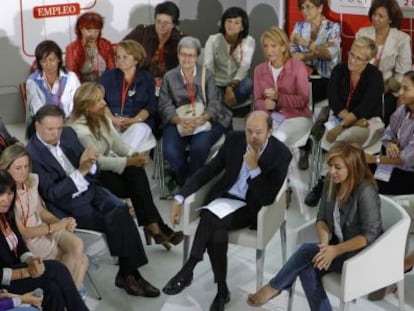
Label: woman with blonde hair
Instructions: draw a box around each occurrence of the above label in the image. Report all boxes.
[100,39,157,153]
[254,27,311,166]
[0,145,88,296]
[305,36,385,207]
[68,82,183,249]
[248,141,382,310]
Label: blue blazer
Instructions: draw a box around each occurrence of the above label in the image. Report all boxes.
[26,127,98,218]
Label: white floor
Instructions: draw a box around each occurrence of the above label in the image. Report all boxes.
[6,121,414,311]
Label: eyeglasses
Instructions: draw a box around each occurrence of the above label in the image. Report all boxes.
[348,51,369,63]
[178,52,197,59]
[155,19,173,27]
[300,4,316,11]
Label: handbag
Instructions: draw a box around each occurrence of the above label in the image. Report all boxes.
[176,66,212,136]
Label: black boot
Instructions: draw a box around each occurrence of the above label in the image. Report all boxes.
[304,176,325,207]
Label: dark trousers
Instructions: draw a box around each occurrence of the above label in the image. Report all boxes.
[99,167,163,227]
[370,165,414,195]
[61,185,148,273]
[8,260,88,311]
[189,204,255,283]
[163,123,225,185]
[311,77,329,104]
[383,93,398,127]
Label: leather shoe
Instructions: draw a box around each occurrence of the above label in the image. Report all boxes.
[298,149,309,170]
[115,273,160,297]
[162,271,193,295]
[304,177,324,207]
[210,291,230,311]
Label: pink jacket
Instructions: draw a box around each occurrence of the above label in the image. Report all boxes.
[254,58,309,119]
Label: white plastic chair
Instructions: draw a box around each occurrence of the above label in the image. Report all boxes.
[287,195,410,311]
[182,177,288,290]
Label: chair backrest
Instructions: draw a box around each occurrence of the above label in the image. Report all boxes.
[339,195,410,301]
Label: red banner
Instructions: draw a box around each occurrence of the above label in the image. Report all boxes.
[33,3,80,19]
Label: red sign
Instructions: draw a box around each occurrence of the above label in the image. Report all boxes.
[33,3,80,19]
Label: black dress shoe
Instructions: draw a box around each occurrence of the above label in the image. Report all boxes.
[162,271,193,295]
[304,177,324,207]
[210,291,230,311]
[115,273,160,297]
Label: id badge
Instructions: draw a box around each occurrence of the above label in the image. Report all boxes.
[374,164,394,182]
[324,117,342,131]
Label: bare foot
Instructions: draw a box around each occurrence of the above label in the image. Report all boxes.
[246,284,280,307]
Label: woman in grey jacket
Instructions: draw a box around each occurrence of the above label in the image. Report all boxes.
[158,36,232,186]
[247,141,382,311]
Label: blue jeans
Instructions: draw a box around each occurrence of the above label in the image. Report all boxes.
[217,77,252,104]
[269,243,349,311]
[163,122,225,185]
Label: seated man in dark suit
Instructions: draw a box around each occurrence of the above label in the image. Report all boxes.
[26,105,159,298]
[162,111,292,311]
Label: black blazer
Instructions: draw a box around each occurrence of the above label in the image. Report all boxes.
[0,218,30,282]
[26,127,98,218]
[328,63,384,120]
[179,131,292,211]
[0,118,19,154]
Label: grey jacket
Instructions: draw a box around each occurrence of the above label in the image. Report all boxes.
[158,64,232,129]
[317,179,382,246]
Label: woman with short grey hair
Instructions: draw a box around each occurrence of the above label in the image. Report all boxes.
[159,36,232,186]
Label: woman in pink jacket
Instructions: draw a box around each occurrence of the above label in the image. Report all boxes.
[254,27,311,166]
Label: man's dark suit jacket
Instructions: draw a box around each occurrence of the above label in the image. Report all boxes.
[26,127,97,219]
[179,131,292,217]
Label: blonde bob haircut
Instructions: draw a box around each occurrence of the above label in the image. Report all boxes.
[260,27,290,63]
[116,40,147,69]
[351,36,378,60]
[326,141,377,206]
[0,144,34,188]
[69,82,110,139]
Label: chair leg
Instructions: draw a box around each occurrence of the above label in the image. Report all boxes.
[287,281,295,311]
[341,300,349,311]
[256,249,265,290]
[397,279,405,311]
[183,236,190,266]
[280,220,287,264]
[86,270,102,300]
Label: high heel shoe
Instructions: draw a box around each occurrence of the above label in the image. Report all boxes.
[143,228,171,251]
[162,225,184,245]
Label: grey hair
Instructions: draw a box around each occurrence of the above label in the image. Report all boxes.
[177,36,201,56]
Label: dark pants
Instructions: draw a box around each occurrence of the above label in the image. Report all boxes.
[269,243,350,311]
[163,123,225,185]
[311,77,329,105]
[383,93,398,127]
[370,164,414,195]
[8,260,88,311]
[54,185,148,274]
[189,203,256,283]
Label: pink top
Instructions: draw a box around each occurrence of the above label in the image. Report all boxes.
[254,58,310,119]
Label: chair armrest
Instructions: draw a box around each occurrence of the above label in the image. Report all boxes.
[340,216,410,301]
[257,179,288,248]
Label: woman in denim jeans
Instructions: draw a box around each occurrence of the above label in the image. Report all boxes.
[247,141,382,311]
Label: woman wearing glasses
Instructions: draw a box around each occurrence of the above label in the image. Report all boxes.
[356,0,411,126]
[305,37,384,207]
[159,36,232,186]
[290,0,341,103]
[100,40,157,153]
[26,40,80,138]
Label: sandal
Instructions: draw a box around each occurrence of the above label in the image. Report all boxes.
[247,284,279,307]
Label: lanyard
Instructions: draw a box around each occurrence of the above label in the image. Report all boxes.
[185,78,196,113]
[85,48,101,76]
[374,46,384,68]
[120,77,133,115]
[0,135,8,149]
[16,186,30,227]
[346,76,357,109]
[230,40,243,63]
[157,45,165,64]
[45,79,63,106]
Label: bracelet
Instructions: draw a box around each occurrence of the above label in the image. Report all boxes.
[47,224,52,235]
[376,155,381,164]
